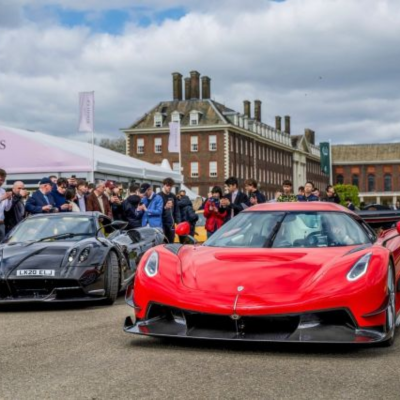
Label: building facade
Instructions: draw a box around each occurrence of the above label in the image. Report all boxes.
[123,71,328,197]
[332,144,400,206]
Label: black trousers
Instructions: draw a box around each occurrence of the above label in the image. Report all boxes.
[163,225,176,243]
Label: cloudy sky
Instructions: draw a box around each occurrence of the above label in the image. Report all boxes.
[0,0,399,145]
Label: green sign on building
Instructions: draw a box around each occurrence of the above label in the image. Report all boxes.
[320,142,330,176]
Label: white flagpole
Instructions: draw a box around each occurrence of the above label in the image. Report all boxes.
[329,139,333,185]
[91,129,95,183]
[179,122,183,184]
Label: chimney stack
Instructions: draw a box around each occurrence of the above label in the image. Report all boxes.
[201,76,211,99]
[184,77,191,100]
[275,116,282,131]
[254,100,262,122]
[284,115,291,135]
[190,70,200,99]
[172,72,183,101]
[243,100,251,118]
[305,128,315,145]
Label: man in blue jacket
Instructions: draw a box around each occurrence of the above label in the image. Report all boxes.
[51,177,72,212]
[138,183,163,229]
[26,177,59,214]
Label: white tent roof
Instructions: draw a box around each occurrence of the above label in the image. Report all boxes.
[0,125,182,182]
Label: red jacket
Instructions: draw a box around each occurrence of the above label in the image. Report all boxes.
[203,199,227,233]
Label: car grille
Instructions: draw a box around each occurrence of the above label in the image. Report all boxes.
[145,304,356,340]
[0,279,83,299]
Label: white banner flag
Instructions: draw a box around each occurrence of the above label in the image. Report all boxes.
[168,121,181,153]
[78,92,95,132]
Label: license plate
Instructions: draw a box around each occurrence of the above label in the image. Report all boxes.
[16,270,55,277]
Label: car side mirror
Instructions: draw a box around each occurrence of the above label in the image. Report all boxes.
[175,222,197,244]
[396,221,400,235]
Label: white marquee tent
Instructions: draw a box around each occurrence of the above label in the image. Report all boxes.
[0,125,182,188]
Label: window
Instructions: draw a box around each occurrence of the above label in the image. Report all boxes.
[209,135,217,151]
[154,113,163,127]
[171,111,181,123]
[336,174,344,185]
[368,174,375,192]
[190,136,198,152]
[384,174,392,192]
[191,162,199,178]
[352,174,359,187]
[154,138,162,153]
[137,138,144,154]
[190,111,199,126]
[172,162,180,172]
[209,161,218,178]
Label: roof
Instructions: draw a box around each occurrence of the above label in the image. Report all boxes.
[332,143,400,164]
[0,125,182,182]
[246,202,352,214]
[126,99,234,130]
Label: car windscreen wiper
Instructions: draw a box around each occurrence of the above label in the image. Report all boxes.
[264,213,287,248]
[25,232,93,245]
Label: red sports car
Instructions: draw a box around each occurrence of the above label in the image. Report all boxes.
[124,202,400,345]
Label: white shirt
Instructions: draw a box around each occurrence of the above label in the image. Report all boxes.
[77,193,86,212]
[0,187,12,220]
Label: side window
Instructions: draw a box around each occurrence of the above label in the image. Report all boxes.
[357,219,376,242]
[98,217,113,237]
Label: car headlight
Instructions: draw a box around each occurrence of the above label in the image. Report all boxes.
[347,252,372,281]
[144,251,159,277]
[79,247,91,263]
[68,248,78,263]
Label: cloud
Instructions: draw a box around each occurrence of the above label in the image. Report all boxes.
[0,0,399,145]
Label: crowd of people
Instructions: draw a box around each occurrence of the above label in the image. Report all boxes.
[0,166,350,243]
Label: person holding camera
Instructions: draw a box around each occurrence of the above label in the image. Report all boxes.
[4,181,28,233]
[204,186,227,238]
[220,176,249,223]
[123,183,143,229]
[52,177,73,212]
[157,178,181,243]
[26,177,59,215]
[138,183,164,229]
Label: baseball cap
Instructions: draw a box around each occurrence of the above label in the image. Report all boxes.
[139,183,151,194]
[39,177,52,185]
[104,180,116,189]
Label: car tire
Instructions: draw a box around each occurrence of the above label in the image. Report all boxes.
[381,263,396,347]
[104,251,119,305]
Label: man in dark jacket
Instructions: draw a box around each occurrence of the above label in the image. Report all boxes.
[52,177,72,212]
[244,179,266,206]
[177,193,198,239]
[322,185,340,204]
[122,184,143,229]
[5,181,27,233]
[220,176,249,222]
[26,177,58,214]
[297,181,319,202]
[157,178,181,243]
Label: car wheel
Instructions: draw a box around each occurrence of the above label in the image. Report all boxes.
[381,263,396,347]
[104,252,119,305]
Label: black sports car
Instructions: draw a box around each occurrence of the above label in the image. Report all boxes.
[0,212,164,304]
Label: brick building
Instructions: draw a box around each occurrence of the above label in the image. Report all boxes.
[123,71,328,197]
[332,144,400,206]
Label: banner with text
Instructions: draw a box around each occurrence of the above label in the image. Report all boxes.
[320,142,330,175]
[78,92,95,133]
[168,122,181,153]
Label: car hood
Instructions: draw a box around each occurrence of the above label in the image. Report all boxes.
[179,245,357,295]
[0,242,79,277]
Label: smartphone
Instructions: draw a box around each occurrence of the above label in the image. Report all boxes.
[71,175,76,178]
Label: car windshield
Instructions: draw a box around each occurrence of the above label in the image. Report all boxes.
[6,216,96,243]
[204,211,371,248]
